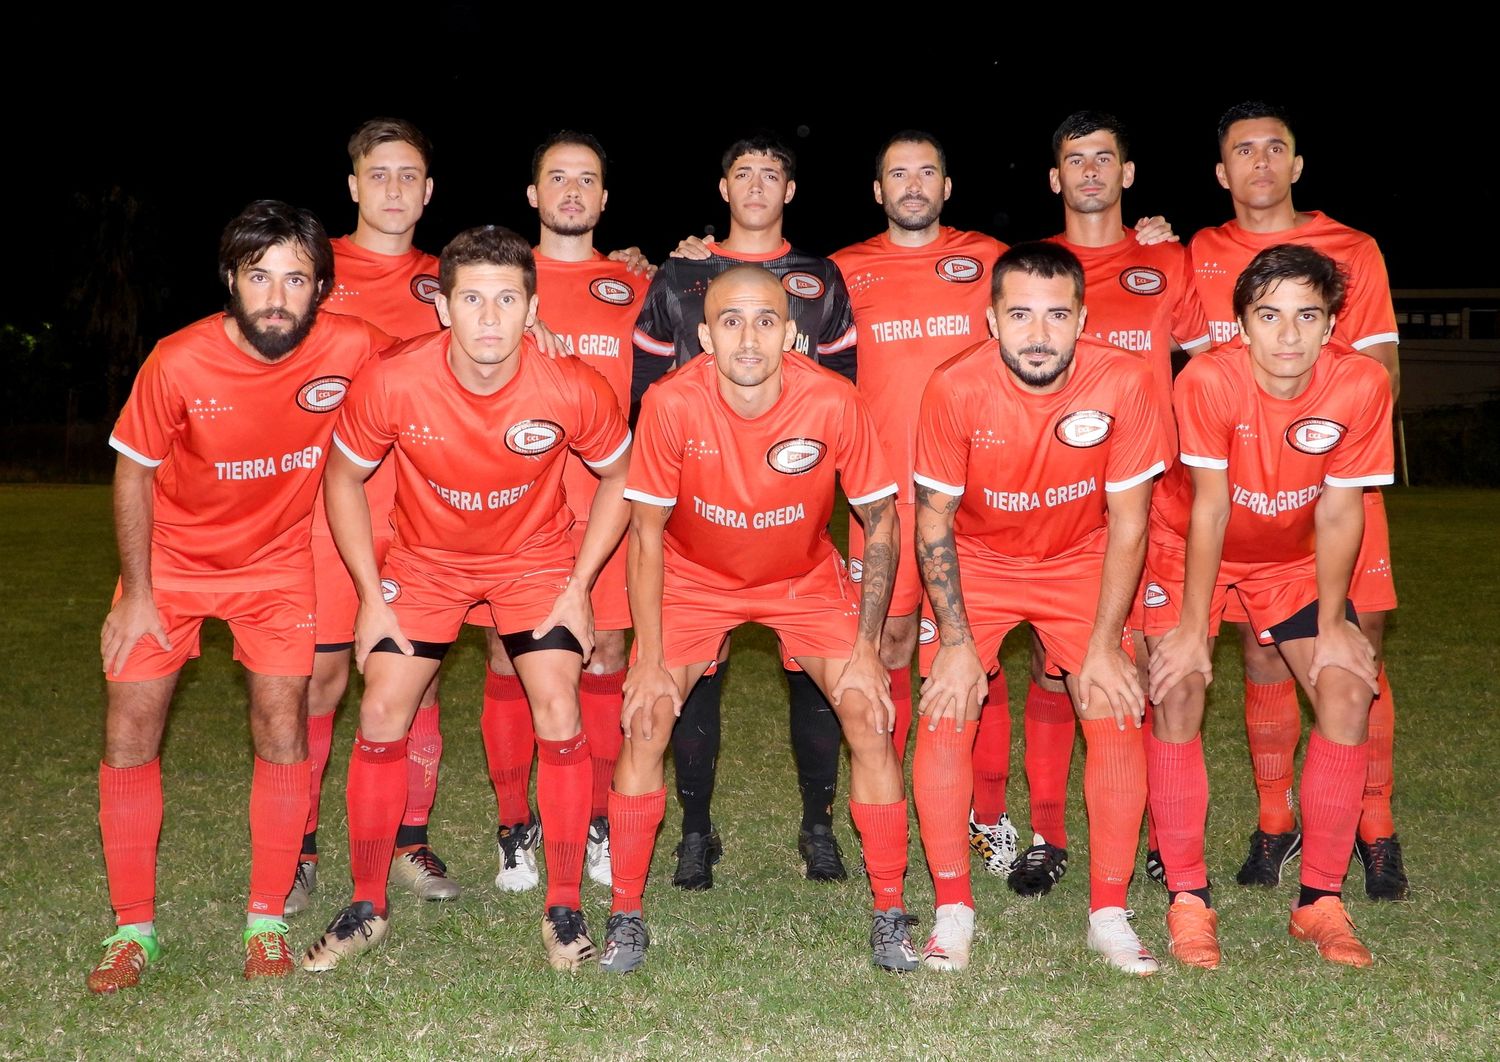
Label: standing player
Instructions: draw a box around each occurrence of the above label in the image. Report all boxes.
[478,131,645,892]
[290,118,454,918]
[914,242,1167,974]
[605,266,913,973]
[632,135,858,889]
[1189,102,1406,899]
[89,201,391,991]
[300,226,631,973]
[1147,245,1392,968]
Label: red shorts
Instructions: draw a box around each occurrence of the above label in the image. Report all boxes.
[1222,489,1395,623]
[917,545,1103,677]
[463,522,628,632]
[1142,534,1320,646]
[106,578,316,682]
[384,538,573,644]
[848,501,921,617]
[650,552,859,670]
[312,533,393,647]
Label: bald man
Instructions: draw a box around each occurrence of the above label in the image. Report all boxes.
[604,266,914,974]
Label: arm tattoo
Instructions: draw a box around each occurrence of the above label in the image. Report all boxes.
[850,494,896,643]
[914,485,972,646]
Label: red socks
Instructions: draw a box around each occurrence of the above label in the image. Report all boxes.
[1023,682,1075,846]
[851,799,909,908]
[1360,666,1396,842]
[1245,677,1299,833]
[401,701,442,833]
[1080,718,1147,912]
[1300,732,1369,892]
[580,669,625,820]
[98,759,163,925]
[247,757,311,917]
[304,711,336,843]
[536,732,591,909]
[888,667,913,764]
[347,734,408,916]
[913,716,978,909]
[480,672,535,825]
[971,669,1010,824]
[608,787,666,914]
[1143,732,1209,894]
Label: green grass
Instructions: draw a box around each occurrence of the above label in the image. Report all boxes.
[1,485,1497,1060]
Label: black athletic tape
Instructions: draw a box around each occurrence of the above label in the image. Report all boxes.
[1266,599,1359,645]
[315,641,355,654]
[499,626,584,659]
[369,637,451,661]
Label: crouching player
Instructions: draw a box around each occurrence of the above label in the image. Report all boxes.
[604,266,915,973]
[1146,245,1392,968]
[301,226,631,972]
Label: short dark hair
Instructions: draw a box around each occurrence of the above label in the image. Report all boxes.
[348,117,433,172]
[1232,244,1346,322]
[1216,101,1295,148]
[218,200,334,303]
[1051,110,1130,164]
[874,130,947,181]
[991,241,1085,305]
[438,226,536,300]
[531,130,608,186]
[721,134,796,183]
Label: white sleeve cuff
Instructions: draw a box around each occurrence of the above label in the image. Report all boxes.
[583,431,632,469]
[914,472,964,497]
[1325,472,1395,488]
[333,432,381,469]
[108,435,163,468]
[1105,460,1166,493]
[1351,332,1400,350]
[623,487,676,507]
[846,482,898,506]
[1180,453,1229,470]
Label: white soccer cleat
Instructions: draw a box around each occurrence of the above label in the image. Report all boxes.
[585,815,613,887]
[968,811,1020,876]
[495,818,541,892]
[1087,906,1160,977]
[922,903,976,971]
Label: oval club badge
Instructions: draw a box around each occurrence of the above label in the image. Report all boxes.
[936,255,983,283]
[296,376,351,414]
[505,419,565,456]
[767,437,828,475]
[1055,409,1114,448]
[782,272,825,299]
[411,275,441,304]
[1287,417,1347,455]
[1119,267,1166,296]
[590,277,634,305]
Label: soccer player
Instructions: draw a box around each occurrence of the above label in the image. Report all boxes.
[1146,244,1392,968]
[1189,102,1406,899]
[477,131,646,893]
[913,242,1167,975]
[90,201,392,992]
[300,225,631,974]
[291,118,454,919]
[604,265,912,974]
[631,134,858,889]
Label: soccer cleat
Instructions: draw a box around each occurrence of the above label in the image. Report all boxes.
[1087,907,1160,977]
[797,824,848,882]
[299,901,389,973]
[870,907,920,973]
[1144,849,1167,887]
[1007,838,1069,897]
[586,816,613,888]
[1289,896,1374,968]
[1165,895,1221,970]
[968,811,1020,877]
[1235,828,1302,887]
[542,906,597,971]
[1355,834,1409,901]
[86,926,160,994]
[284,859,318,916]
[243,918,294,980]
[495,817,541,892]
[391,845,462,901]
[599,911,650,974]
[671,828,723,891]
[922,903,976,972]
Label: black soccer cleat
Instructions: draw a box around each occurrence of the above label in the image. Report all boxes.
[672,828,724,891]
[797,824,849,882]
[1235,828,1302,887]
[1355,834,1409,901]
[1007,842,1069,898]
[1144,849,1167,888]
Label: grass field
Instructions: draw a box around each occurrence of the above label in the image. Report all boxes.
[2,485,1497,1061]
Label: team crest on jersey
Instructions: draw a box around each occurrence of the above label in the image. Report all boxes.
[380,578,401,604]
[849,558,864,583]
[411,275,441,304]
[1143,582,1169,608]
[590,277,635,305]
[1054,409,1114,448]
[296,375,351,413]
[1119,267,1166,296]
[1286,417,1347,455]
[767,437,828,475]
[918,618,937,645]
[782,272,825,300]
[505,419,565,456]
[936,255,983,283]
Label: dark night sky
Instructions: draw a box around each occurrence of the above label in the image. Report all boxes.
[10,26,1496,340]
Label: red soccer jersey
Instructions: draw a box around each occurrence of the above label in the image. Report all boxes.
[535,251,644,521]
[332,332,630,565]
[626,352,897,592]
[1049,232,1211,399]
[1188,212,1399,352]
[832,227,1006,502]
[1164,344,1394,566]
[109,312,391,591]
[914,336,1167,567]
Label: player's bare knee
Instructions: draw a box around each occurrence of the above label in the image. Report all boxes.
[485,628,517,676]
[880,613,918,670]
[1241,627,1293,683]
[1153,676,1206,741]
[529,694,584,741]
[1359,611,1386,661]
[1311,677,1373,745]
[587,629,628,673]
